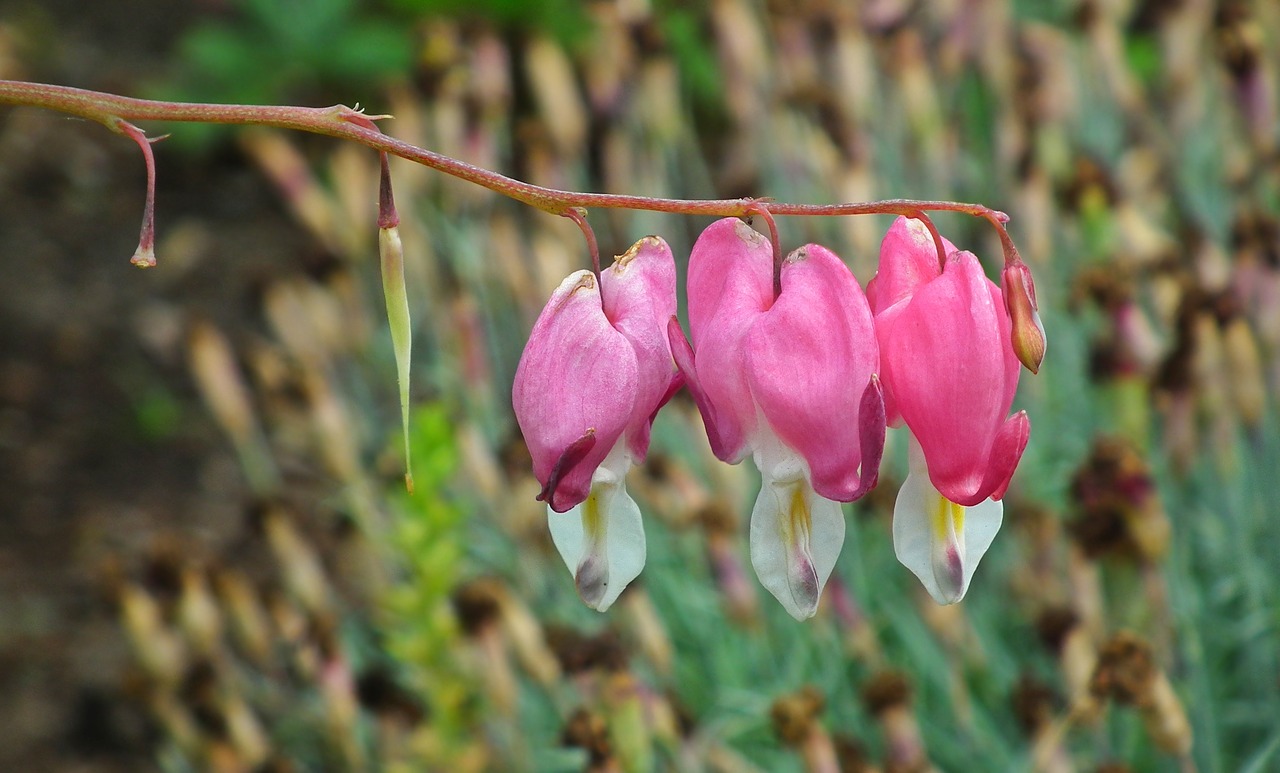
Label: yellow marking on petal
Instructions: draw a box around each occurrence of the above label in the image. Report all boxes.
[788,484,811,542]
[583,488,603,537]
[575,484,610,608]
[931,493,965,540]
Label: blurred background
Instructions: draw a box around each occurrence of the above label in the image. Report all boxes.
[0,0,1278,771]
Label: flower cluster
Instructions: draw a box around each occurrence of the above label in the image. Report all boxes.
[513,216,1037,618]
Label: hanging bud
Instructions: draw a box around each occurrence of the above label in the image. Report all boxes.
[378,153,414,493]
[1002,261,1047,374]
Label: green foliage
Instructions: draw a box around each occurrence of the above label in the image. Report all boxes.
[389,0,593,47]
[381,403,481,759]
[152,0,413,146]
[657,7,725,122]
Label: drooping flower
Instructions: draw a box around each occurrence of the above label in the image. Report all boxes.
[669,218,884,620]
[869,217,1031,604]
[513,236,679,611]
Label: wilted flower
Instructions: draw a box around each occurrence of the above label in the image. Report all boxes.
[869,217,1030,604]
[513,237,679,611]
[669,218,883,620]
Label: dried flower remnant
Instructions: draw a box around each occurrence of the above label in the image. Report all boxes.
[1090,632,1193,757]
[771,687,840,773]
[563,708,615,773]
[1010,674,1072,773]
[1068,437,1169,564]
[113,119,160,268]
[1035,607,1101,723]
[861,671,937,773]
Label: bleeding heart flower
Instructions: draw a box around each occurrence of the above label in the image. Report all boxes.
[513,236,679,611]
[669,218,884,620]
[869,216,1031,604]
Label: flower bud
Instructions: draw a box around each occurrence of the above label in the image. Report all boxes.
[1003,261,1047,374]
[379,153,414,493]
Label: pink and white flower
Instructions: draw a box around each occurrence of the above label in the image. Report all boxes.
[669,218,884,620]
[513,236,679,611]
[869,217,1031,604]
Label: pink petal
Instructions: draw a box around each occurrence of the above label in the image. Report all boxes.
[513,271,638,512]
[686,218,775,348]
[879,251,1018,504]
[975,410,1030,504]
[872,299,908,427]
[600,236,678,460]
[680,218,775,463]
[744,244,881,501]
[870,216,956,315]
[668,317,744,462]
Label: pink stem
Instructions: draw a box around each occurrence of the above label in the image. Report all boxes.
[562,208,601,284]
[745,202,783,299]
[0,80,1009,226]
[911,210,949,273]
[114,120,158,268]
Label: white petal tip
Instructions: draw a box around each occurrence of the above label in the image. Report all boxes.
[784,555,821,619]
[548,453,647,614]
[892,462,1004,607]
[574,554,612,611]
[748,449,845,623]
[929,545,966,605]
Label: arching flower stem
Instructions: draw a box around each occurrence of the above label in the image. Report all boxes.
[744,202,783,299]
[562,208,602,285]
[909,210,948,274]
[0,79,1014,241]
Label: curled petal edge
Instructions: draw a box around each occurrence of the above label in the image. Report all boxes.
[979,410,1030,503]
[667,316,745,462]
[817,374,886,502]
[537,429,598,513]
[940,410,1030,507]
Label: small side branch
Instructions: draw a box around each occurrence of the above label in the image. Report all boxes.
[113,119,159,268]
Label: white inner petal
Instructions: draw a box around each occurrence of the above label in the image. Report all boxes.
[749,428,845,620]
[547,442,646,612]
[892,431,1003,605]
